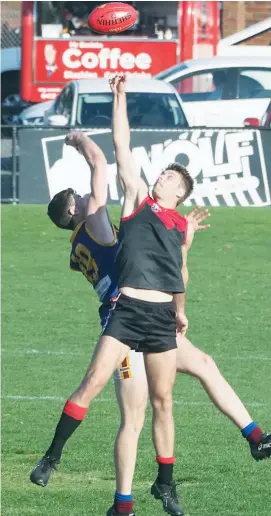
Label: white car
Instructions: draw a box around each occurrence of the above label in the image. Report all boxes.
[19,78,189,129]
[156,56,271,127]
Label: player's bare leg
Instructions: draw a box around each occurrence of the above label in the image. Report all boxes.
[145,349,184,516]
[146,351,176,457]
[69,336,129,406]
[109,368,148,515]
[176,335,252,427]
[114,354,148,495]
[30,336,130,487]
[176,335,271,460]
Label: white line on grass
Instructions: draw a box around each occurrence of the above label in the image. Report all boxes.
[3,348,271,362]
[25,349,79,356]
[4,395,112,402]
[220,355,271,361]
[4,396,268,407]
[6,396,65,401]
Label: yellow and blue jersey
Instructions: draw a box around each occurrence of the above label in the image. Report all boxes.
[70,222,119,321]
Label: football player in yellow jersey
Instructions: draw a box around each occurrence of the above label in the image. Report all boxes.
[31,131,271,516]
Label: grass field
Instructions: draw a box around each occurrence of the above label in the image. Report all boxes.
[2,205,271,516]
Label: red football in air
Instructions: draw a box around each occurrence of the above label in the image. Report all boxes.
[88,2,137,34]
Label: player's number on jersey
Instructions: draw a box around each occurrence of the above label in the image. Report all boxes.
[72,243,99,284]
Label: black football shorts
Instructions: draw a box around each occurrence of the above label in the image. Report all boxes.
[102,294,177,353]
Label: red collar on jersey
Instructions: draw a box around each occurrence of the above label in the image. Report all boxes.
[146,196,187,234]
[121,195,187,241]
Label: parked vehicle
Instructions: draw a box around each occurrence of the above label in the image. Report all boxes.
[244,102,271,129]
[18,78,190,128]
[155,56,271,127]
[0,47,29,125]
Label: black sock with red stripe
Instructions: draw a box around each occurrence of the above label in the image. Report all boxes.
[156,456,175,485]
[45,400,88,460]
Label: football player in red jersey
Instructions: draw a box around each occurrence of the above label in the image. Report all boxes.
[29,94,197,516]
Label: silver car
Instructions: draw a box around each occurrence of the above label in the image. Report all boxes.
[19,78,189,129]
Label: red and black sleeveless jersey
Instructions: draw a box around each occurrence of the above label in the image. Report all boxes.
[116,196,188,294]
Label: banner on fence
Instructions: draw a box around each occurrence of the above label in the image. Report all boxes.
[19,128,271,206]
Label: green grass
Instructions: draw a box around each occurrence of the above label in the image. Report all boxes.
[2,205,271,516]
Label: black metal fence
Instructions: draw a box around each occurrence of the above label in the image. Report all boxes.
[1,1,21,49]
[1,126,19,203]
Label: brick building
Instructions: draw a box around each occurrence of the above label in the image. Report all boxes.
[1,1,270,47]
[222,1,271,45]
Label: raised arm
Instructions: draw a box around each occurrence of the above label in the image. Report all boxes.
[185,206,210,247]
[175,207,210,335]
[181,207,211,291]
[181,242,189,291]
[65,132,114,243]
[174,236,191,336]
[109,74,148,216]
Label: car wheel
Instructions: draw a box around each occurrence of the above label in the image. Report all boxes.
[1,71,28,134]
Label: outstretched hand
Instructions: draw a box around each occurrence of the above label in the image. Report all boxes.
[65,131,91,153]
[65,131,88,151]
[109,73,126,95]
[185,206,211,231]
[176,311,188,336]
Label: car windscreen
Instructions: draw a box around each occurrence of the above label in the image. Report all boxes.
[155,64,188,80]
[76,92,188,128]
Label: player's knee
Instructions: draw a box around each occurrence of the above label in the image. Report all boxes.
[151,390,173,414]
[202,352,217,370]
[120,399,147,434]
[198,352,218,379]
[81,368,107,396]
[121,411,146,435]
